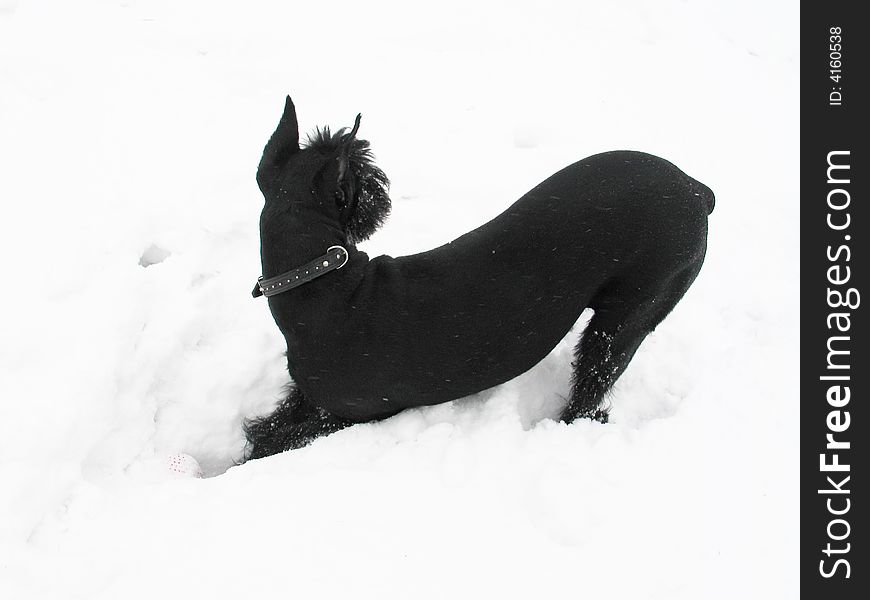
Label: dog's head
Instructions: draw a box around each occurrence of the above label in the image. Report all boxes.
[256,96,390,245]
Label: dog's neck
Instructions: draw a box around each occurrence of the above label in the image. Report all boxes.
[260,219,349,279]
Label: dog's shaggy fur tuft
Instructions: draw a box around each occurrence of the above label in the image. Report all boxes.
[305,126,391,244]
[243,384,352,460]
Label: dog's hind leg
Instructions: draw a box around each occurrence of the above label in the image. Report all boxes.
[562,263,702,424]
[243,386,353,461]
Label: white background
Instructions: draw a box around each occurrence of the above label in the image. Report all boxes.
[0,1,798,598]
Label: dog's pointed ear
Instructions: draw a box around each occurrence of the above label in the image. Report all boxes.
[337,113,362,184]
[257,96,300,194]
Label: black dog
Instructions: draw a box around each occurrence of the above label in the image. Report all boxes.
[244,96,713,460]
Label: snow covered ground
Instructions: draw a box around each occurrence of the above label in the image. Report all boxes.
[0,1,798,598]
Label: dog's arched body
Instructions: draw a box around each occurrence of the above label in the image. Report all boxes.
[245,97,714,460]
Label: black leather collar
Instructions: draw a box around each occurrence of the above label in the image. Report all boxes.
[252,245,349,298]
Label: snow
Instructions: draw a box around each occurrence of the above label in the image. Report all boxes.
[0,1,798,598]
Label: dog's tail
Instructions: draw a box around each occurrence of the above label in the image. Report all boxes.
[691,179,716,215]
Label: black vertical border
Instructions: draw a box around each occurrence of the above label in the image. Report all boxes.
[801,3,867,596]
